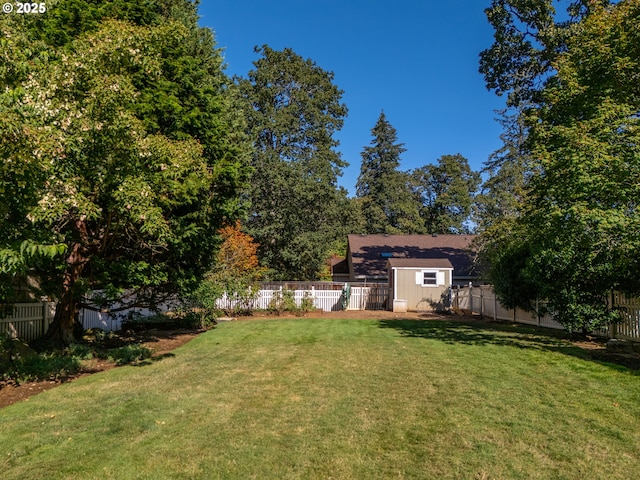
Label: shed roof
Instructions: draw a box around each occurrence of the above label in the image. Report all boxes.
[387,258,453,269]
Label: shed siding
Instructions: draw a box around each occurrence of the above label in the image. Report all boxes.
[394,268,451,311]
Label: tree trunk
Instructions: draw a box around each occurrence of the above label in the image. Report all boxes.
[45,289,84,346]
[44,242,88,346]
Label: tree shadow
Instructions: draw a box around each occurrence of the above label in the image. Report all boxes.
[135,352,176,367]
[378,318,640,372]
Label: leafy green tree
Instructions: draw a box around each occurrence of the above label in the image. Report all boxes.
[356,112,422,234]
[478,0,613,109]
[0,3,249,344]
[410,154,480,234]
[236,46,350,280]
[479,0,640,331]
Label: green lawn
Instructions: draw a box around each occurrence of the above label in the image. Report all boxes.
[1,318,639,479]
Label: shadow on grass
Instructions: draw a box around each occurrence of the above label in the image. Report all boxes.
[378,318,640,372]
[135,352,176,367]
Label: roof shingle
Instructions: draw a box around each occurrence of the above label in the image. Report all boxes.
[348,234,477,278]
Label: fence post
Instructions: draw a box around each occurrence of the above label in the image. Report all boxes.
[479,287,483,319]
[536,299,541,327]
[609,290,617,339]
[493,288,497,321]
[469,282,473,314]
[42,301,48,337]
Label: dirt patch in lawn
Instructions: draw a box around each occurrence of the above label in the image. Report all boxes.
[0,329,200,409]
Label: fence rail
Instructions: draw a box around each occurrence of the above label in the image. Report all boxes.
[452,285,640,341]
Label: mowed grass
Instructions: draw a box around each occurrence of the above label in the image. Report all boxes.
[1,318,640,479]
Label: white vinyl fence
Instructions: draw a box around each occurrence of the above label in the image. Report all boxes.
[215,284,390,313]
[215,287,343,313]
[452,285,640,341]
[2,283,392,341]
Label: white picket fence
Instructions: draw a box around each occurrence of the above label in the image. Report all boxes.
[452,285,640,341]
[215,285,390,313]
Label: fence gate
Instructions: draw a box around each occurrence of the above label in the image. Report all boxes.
[347,285,389,311]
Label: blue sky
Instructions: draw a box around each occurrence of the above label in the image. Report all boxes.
[199,1,506,196]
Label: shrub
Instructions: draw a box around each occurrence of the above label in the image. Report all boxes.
[268,289,297,315]
[67,343,93,360]
[1,338,83,384]
[297,291,316,316]
[105,344,152,366]
[179,309,217,330]
[13,353,82,383]
[267,290,316,315]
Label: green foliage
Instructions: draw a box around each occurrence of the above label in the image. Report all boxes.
[7,353,82,384]
[181,309,218,330]
[479,0,640,331]
[237,46,350,280]
[104,344,152,366]
[298,291,316,316]
[0,2,250,343]
[475,108,532,229]
[67,342,93,360]
[267,290,316,316]
[410,154,481,234]
[357,114,480,235]
[478,0,611,108]
[356,112,422,234]
[1,334,83,384]
[268,289,298,315]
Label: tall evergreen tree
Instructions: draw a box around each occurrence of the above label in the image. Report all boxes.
[236,46,350,280]
[356,112,421,234]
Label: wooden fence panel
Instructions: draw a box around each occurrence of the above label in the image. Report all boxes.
[347,286,389,311]
[514,308,538,326]
[309,290,343,312]
[0,302,55,342]
[612,292,640,340]
[452,286,639,339]
[453,288,471,312]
